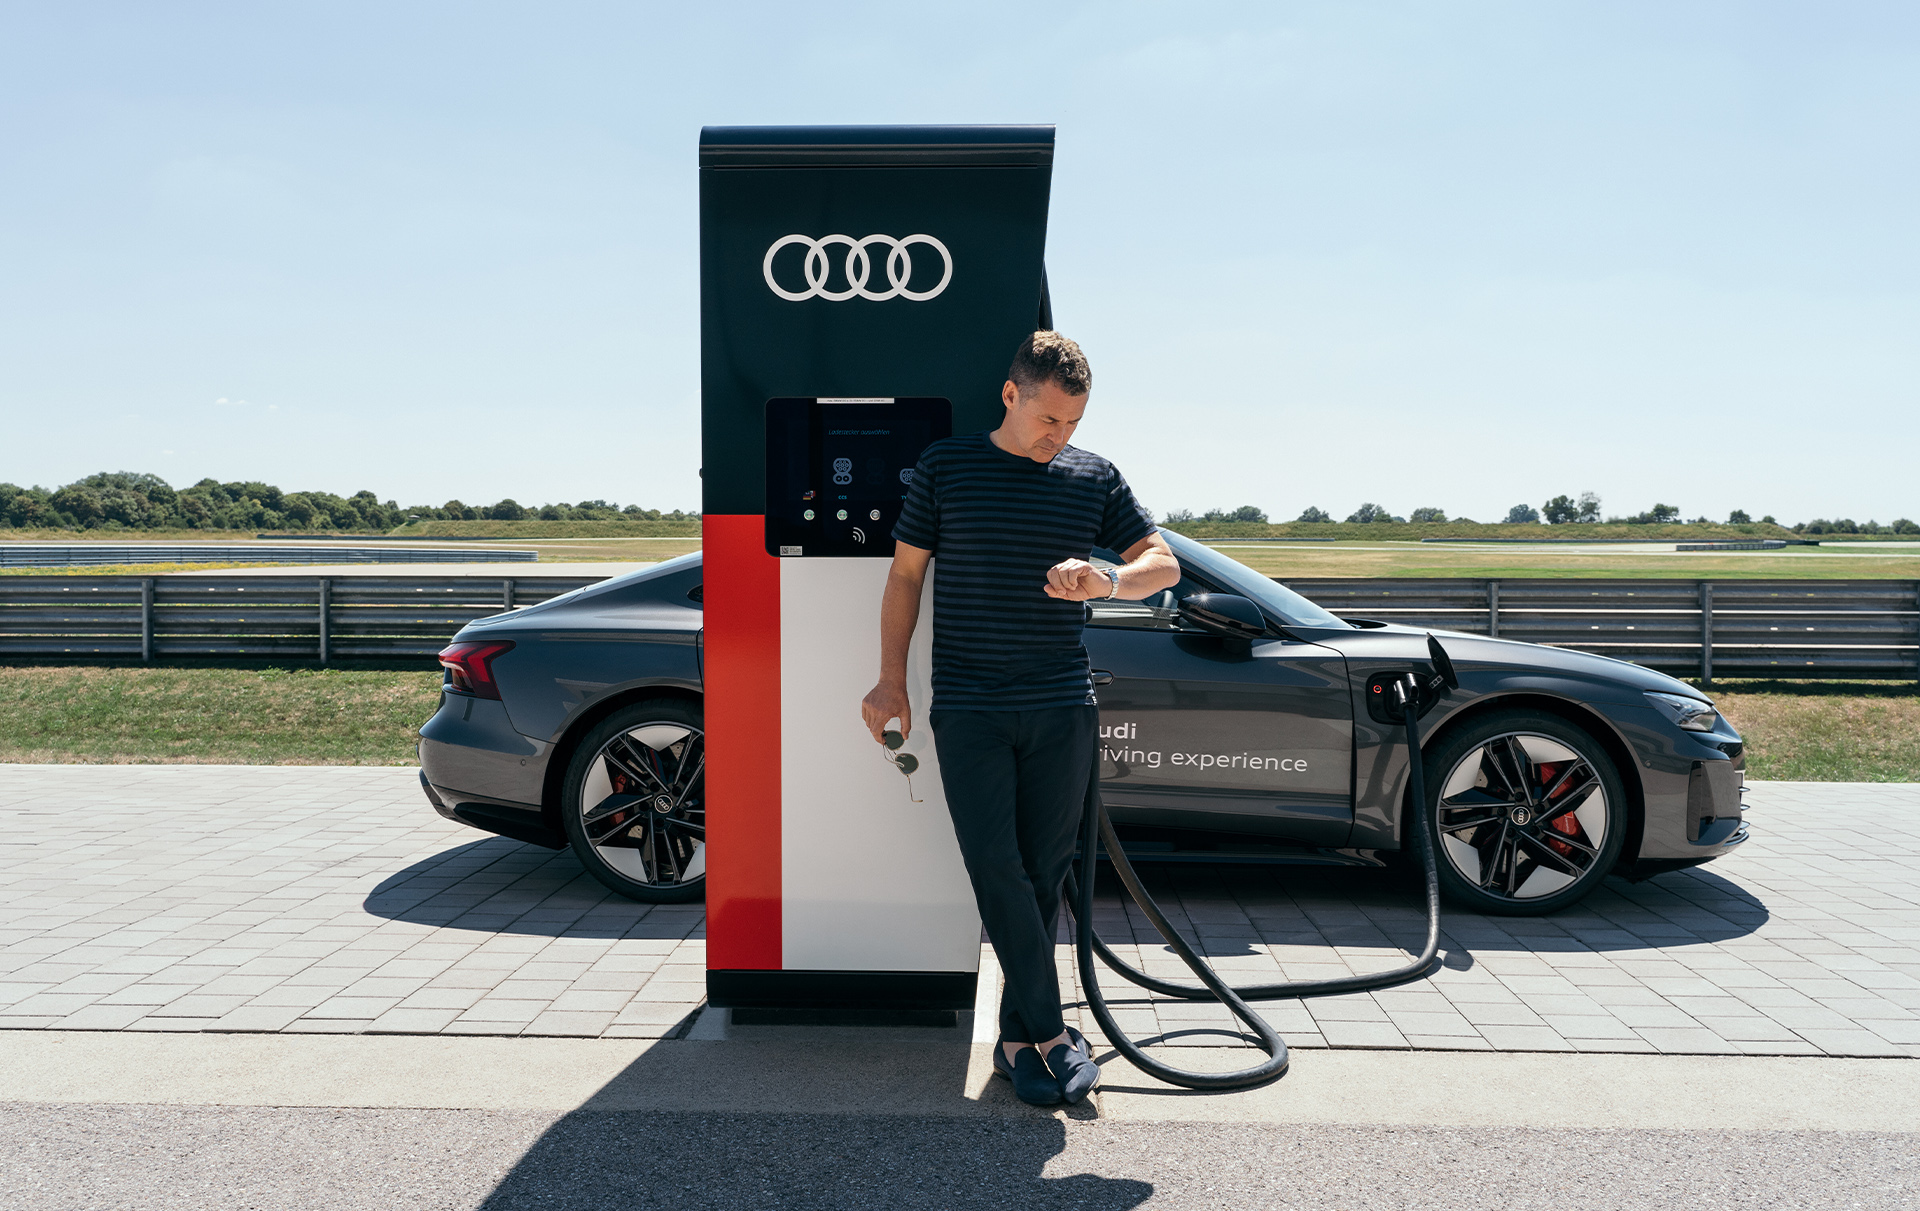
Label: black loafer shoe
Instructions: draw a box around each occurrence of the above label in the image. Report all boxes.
[992,1045,1064,1106]
[1046,1038,1101,1104]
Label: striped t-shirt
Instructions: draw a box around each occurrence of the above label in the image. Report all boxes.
[892,432,1157,710]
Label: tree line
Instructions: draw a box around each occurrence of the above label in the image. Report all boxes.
[12,472,1911,537]
[0,471,694,532]
[1162,492,1917,533]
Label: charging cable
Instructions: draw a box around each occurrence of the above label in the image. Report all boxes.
[1066,641,1453,1090]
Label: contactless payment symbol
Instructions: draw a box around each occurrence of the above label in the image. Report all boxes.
[832,457,852,486]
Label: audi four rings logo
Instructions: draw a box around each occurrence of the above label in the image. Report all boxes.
[763,233,953,302]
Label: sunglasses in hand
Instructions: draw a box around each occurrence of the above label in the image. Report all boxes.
[881,730,924,802]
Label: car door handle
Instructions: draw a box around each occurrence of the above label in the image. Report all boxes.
[1091,669,1114,686]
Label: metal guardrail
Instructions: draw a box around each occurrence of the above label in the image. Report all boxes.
[2,574,1914,679]
[1281,578,1920,680]
[0,544,538,567]
[0,575,598,660]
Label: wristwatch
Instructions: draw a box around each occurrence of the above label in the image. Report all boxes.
[1103,567,1121,599]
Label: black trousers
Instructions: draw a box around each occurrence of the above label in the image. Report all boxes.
[929,705,1097,1045]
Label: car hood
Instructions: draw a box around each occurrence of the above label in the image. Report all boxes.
[1311,622,1709,702]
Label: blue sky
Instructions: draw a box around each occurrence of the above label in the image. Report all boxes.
[3,2,1917,523]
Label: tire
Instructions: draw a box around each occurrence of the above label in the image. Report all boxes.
[561,698,706,904]
[1419,709,1627,916]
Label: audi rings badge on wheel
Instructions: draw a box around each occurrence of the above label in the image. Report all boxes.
[763,233,953,301]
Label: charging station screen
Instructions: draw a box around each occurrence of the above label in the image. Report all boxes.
[764,397,951,558]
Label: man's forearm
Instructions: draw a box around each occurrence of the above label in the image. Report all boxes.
[1113,550,1181,599]
[876,569,923,682]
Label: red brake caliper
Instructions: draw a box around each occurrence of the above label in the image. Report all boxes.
[1535,761,1583,855]
[606,769,631,832]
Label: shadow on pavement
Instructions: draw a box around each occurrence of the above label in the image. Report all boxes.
[361,837,674,937]
[1101,859,1769,960]
[364,836,1767,961]
[475,1041,1151,1211]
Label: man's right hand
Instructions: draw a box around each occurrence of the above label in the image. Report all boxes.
[861,679,911,744]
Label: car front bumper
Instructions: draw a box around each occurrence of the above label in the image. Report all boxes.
[1618,710,1751,869]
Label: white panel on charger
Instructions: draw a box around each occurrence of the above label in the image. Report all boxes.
[779,557,981,973]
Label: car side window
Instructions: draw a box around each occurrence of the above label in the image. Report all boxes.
[1085,547,1203,632]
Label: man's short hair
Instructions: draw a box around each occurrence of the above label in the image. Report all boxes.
[1008,331,1091,399]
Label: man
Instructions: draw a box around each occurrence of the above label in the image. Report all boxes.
[860,331,1181,1106]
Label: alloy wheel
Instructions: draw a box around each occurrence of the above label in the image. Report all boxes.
[1433,731,1608,903]
[576,721,705,891]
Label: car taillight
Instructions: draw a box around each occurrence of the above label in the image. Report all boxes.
[439,640,515,699]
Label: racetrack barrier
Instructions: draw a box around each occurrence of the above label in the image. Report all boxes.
[1281,578,1920,681]
[0,575,598,661]
[1,573,1914,679]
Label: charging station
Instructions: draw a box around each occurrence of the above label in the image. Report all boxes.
[700,125,1057,1013]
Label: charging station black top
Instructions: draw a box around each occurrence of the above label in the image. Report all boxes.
[699,124,1054,518]
[700,125,1054,168]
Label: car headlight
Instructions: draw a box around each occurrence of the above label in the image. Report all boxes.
[1645,691,1719,732]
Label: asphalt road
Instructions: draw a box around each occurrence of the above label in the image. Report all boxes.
[3,1103,1913,1211]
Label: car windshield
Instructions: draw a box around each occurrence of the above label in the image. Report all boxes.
[1155,529,1349,629]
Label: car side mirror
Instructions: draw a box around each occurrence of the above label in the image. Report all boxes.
[1178,593,1268,640]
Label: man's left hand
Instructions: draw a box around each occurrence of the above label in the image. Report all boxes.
[1044,559,1107,601]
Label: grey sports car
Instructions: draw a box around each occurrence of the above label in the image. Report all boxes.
[416,529,1748,916]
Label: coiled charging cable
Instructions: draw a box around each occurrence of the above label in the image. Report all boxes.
[1066,668,1446,1091]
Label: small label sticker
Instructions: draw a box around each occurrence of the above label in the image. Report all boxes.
[780,545,803,557]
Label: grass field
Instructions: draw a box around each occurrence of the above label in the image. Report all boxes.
[14,519,1920,543]
[5,538,1914,577]
[390,519,700,538]
[0,528,352,543]
[0,520,701,542]
[0,545,702,572]
[9,519,1916,577]
[1168,520,1920,542]
[1221,542,1920,580]
[0,666,1910,781]
[1,522,701,568]
[0,667,442,765]
[1179,521,1779,541]
[488,537,702,562]
[0,562,269,577]
[1701,681,1920,783]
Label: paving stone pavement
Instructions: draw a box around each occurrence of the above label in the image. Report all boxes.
[1063,781,1920,1059]
[1,766,1916,1058]
[0,766,702,1040]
